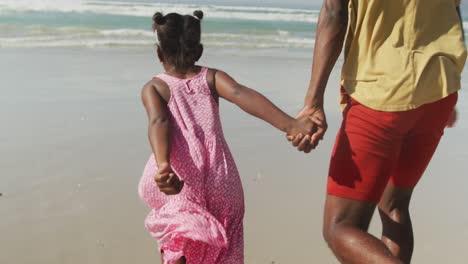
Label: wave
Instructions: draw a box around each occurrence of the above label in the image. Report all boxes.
[0,26,314,48]
[0,0,318,23]
[204,32,314,48]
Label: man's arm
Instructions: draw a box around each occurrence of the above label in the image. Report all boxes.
[292,0,349,152]
[304,0,349,107]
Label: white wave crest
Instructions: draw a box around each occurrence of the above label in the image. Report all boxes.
[99,28,154,37]
[0,0,318,23]
[0,26,315,48]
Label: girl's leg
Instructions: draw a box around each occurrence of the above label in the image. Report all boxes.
[161,253,186,264]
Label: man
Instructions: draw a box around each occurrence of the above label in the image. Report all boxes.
[291,0,466,263]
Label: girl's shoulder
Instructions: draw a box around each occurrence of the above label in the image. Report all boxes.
[141,76,171,103]
[205,67,216,90]
[204,67,220,101]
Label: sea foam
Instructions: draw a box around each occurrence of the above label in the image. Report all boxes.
[0,0,319,23]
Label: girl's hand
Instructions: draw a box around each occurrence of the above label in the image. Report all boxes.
[287,105,328,153]
[155,163,184,195]
[286,116,317,153]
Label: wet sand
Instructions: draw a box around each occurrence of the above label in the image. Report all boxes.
[0,47,467,263]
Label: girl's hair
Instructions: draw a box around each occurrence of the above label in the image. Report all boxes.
[152,10,204,71]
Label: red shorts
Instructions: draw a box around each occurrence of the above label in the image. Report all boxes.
[327,91,458,203]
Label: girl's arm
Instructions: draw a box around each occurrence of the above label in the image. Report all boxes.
[214,71,315,137]
[141,80,171,168]
[141,80,183,195]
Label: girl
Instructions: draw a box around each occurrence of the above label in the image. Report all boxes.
[138,10,314,264]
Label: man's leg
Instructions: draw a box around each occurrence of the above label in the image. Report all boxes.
[378,131,447,264]
[377,92,458,263]
[323,195,404,264]
[377,134,433,263]
[378,185,414,264]
[324,95,416,264]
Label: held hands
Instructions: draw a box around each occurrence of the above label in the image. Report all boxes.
[287,105,328,153]
[286,115,317,147]
[286,104,455,153]
[155,163,184,195]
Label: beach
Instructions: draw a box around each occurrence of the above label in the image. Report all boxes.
[1,1,468,263]
[1,46,467,264]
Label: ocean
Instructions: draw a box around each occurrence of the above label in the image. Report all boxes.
[2,0,466,50]
[0,0,321,49]
[2,0,467,50]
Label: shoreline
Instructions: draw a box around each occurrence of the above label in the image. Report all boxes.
[1,46,467,264]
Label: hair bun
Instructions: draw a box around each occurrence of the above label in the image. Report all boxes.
[193,10,204,20]
[153,12,165,25]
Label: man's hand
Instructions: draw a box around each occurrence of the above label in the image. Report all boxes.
[155,163,184,195]
[288,105,328,153]
[285,114,317,150]
[446,108,458,128]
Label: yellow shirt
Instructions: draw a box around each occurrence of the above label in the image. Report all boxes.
[341,0,467,111]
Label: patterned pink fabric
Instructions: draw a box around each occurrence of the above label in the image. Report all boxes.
[138,67,245,264]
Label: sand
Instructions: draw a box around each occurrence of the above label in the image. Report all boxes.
[0,46,467,264]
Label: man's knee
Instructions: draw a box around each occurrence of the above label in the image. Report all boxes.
[378,184,413,224]
[323,220,342,251]
[323,195,376,248]
[322,218,368,251]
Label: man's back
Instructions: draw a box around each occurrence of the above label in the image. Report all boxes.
[341,0,466,111]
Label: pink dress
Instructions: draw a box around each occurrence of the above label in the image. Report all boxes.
[138,67,245,264]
